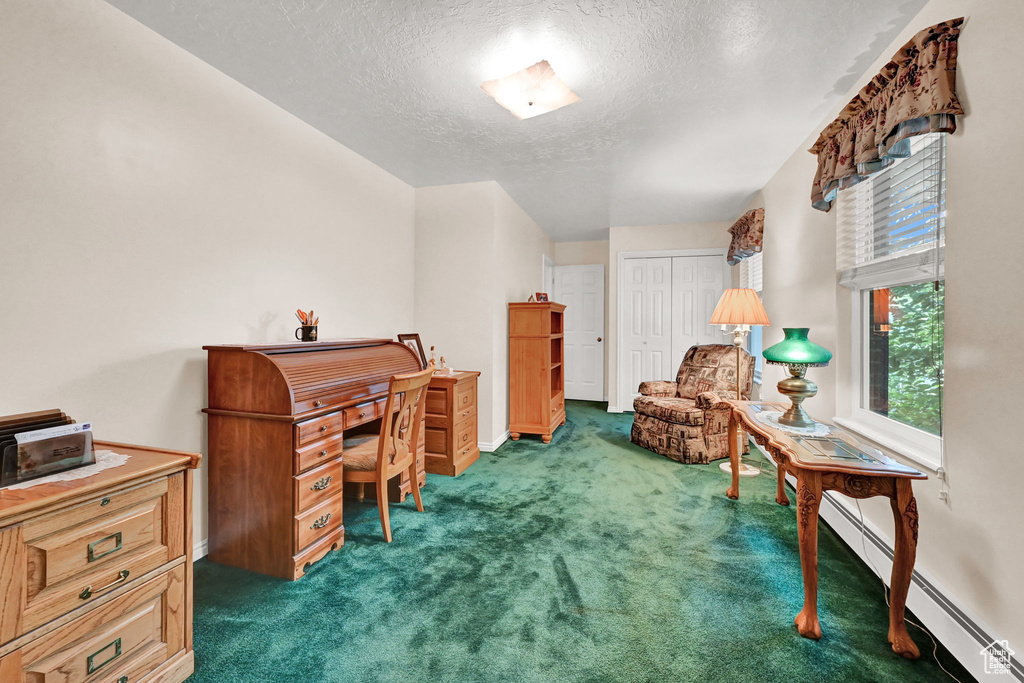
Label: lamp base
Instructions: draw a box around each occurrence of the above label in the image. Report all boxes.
[777,367,819,429]
[719,461,761,477]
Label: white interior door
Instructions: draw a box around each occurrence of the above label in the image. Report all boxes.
[621,257,674,408]
[671,255,726,369]
[553,265,605,401]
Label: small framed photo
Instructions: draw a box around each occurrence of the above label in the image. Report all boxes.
[398,333,428,370]
[535,292,549,302]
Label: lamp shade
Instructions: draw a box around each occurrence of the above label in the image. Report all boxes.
[763,328,832,367]
[709,288,771,326]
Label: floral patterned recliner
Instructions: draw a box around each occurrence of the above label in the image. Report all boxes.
[631,344,754,464]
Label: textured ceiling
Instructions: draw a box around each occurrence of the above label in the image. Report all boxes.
[105,0,926,241]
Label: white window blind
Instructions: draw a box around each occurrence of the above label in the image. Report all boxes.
[837,133,945,288]
[740,251,763,291]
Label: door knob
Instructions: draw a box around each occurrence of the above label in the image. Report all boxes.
[597,337,602,342]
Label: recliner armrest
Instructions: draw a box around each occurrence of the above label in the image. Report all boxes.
[696,391,732,410]
[637,381,677,398]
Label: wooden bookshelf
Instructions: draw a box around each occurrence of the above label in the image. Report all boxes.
[509,302,566,444]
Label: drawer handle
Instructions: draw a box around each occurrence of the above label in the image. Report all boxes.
[88,531,123,562]
[79,569,130,600]
[358,411,367,419]
[310,513,332,530]
[461,410,471,417]
[314,400,323,407]
[100,497,111,506]
[310,476,333,491]
[320,425,328,432]
[319,449,329,457]
[87,636,122,674]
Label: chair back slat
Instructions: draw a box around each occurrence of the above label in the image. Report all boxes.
[376,366,434,478]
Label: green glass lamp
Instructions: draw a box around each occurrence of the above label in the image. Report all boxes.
[763,328,832,428]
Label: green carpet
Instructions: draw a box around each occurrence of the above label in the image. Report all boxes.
[188,400,970,682]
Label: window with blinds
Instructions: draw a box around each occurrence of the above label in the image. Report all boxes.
[739,251,764,382]
[836,133,945,288]
[739,251,762,291]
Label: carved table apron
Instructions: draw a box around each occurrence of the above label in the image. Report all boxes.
[724,400,926,658]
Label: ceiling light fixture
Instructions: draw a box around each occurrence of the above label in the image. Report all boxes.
[481,60,580,120]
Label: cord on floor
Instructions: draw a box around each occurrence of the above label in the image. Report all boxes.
[854,499,962,683]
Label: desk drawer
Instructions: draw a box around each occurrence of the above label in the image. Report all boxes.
[9,476,181,639]
[344,401,377,428]
[294,495,343,552]
[294,458,343,514]
[294,433,344,473]
[4,564,186,683]
[295,411,344,446]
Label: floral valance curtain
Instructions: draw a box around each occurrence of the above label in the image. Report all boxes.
[808,17,964,212]
[726,208,763,266]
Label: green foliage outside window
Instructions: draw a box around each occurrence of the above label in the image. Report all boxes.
[869,281,944,435]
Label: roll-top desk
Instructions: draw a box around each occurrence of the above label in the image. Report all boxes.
[202,339,425,580]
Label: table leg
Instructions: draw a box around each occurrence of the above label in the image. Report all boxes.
[888,479,921,659]
[726,412,740,500]
[794,470,822,640]
[776,465,790,506]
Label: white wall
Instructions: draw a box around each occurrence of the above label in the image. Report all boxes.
[757,0,1024,653]
[0,0,417,547]
[414,182,554,447]
[607,222,731,409]
[494,187,556,437]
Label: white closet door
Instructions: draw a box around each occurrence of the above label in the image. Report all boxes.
[645,258,674,381]
[622,258,673,407]
[671,255,726,376]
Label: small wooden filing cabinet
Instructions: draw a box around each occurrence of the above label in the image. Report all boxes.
[509,302,566,443]
[424,371,481,476]
[0,441,200,683]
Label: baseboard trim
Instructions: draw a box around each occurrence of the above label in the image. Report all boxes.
[193,538,208,561]
[479,431,510,452]
[606,405,623,413]
[775,464,1022,681]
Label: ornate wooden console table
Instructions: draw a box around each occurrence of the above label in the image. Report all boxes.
[725,401,926,658]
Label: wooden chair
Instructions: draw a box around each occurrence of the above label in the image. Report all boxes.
[342,365,434,542]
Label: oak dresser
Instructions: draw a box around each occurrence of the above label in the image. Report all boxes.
[424,370,481,476]
[0,441,200,683]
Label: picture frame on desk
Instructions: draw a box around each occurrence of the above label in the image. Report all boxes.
[398,333,428,370]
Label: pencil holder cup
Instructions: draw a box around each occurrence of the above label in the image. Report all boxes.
[295,325,318,342]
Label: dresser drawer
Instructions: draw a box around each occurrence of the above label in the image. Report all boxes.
[455,381,476,416]
[295,411,344,446]
[294,495,343,552]
[344,401,376,428]
[294,458,343,514]
[454,416,477,454]
[10,476,181,638]
[3,564,186,683]
[294,433,344,473]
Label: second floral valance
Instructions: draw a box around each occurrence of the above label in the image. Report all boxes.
[726,208,763,266]
[808,17,964,211]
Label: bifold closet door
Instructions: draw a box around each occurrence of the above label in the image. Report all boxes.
[671,255,726,370]
[621,258,673,407]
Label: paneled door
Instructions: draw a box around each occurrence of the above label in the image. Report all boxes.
[671,255,726,371]
[621,258,674,408]
[553,265,605,401]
